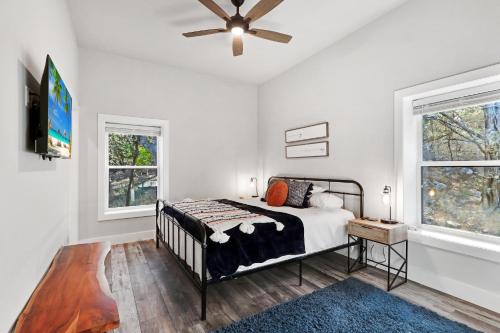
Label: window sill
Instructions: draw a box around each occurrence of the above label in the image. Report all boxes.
[408,229,500,264]
[98,207,155,221]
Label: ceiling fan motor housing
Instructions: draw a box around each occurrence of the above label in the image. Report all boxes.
[231,0,245,8]
[227,14,249,32]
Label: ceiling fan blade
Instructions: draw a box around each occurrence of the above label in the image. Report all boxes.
[233,35,243,56]
[249,29,292,43]
[199,0,231,21]
[183,28,226,37]
[244,0,284,23]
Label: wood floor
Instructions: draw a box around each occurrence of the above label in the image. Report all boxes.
[105,240,500,333]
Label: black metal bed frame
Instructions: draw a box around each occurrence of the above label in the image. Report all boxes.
[155,176,364,320]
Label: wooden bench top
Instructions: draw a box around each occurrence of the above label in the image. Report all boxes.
[14,242,120,333]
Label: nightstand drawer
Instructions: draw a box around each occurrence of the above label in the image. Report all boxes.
[348,223,388,243]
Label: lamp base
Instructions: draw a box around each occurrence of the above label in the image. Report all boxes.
[380,219,399,224]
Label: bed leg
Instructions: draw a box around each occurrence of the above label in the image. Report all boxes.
[201,284,207,321]
[155,201,160,249]
[155,225,159,249]
[201,244,207,321]
[299,260,303,286]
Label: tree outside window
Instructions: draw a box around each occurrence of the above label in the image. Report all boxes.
[421,102,499,237]
[107,133,158,208]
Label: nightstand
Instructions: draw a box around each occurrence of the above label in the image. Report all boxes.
[347,218,408,291]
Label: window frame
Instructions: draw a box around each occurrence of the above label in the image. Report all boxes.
[98,114,169,221]
[394,64,500,246]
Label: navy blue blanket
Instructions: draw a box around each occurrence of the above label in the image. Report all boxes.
[163,199,305,280]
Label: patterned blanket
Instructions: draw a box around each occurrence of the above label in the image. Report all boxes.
[173,199,284,243]
[164,199,305,279]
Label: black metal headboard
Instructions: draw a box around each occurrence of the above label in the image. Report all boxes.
[268,176,364,218]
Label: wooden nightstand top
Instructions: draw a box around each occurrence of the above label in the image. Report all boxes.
[348,219,408,245]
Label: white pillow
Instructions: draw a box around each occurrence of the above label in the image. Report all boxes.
[309,192,343,209]
[310,185,327,194]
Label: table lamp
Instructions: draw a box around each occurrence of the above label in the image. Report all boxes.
[250,177,259,198]
[381,185,398,224]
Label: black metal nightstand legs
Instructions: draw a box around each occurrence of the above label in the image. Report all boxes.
[347,237,408,291]
[386,240,408,291]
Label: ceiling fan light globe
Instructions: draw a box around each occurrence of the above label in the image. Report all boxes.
[231,27,244,36]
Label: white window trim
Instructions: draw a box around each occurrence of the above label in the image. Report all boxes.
[98,114,169,221]
[394,63,500,251]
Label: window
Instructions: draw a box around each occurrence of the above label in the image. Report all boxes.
[415,90,500,238]
[98,115,169,221]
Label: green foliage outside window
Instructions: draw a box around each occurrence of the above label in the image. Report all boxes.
[109,134,157,166]
[108,134,158,208]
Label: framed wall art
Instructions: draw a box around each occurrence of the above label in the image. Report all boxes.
[285,141,329,159]
[285,122,328,143]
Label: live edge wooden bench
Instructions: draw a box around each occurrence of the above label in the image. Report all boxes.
[14,242,120,333]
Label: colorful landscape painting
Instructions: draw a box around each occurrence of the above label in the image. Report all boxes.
[47,58,72,158]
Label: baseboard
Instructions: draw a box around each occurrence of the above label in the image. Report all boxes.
[409,265,500,313]
[77,229,155,245]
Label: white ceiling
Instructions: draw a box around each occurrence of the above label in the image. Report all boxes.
[68,0,407,84]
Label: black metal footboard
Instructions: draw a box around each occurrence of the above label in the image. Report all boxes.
[155,200,209,320]
[156,176,364,321]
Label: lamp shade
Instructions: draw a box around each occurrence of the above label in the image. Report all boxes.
[250,177,259,197]
[381,185,391,206]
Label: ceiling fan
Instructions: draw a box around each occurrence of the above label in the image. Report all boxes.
[183,0,292,57]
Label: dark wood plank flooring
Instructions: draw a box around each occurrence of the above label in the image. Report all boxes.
[105,240,500,333]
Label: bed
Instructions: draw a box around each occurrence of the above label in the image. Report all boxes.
[155,176,364,320]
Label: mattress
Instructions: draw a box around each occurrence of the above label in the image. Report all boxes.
[163,197,355,278]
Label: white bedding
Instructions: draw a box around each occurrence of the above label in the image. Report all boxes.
[164,197,355,278]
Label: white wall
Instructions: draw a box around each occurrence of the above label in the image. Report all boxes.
[258,0,500,311]
[78,49,258,240]
[0,0,79,331]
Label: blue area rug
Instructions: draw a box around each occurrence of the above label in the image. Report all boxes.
[213,278,478,333]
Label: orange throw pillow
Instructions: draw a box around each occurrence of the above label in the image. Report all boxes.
[266,181,289,207]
